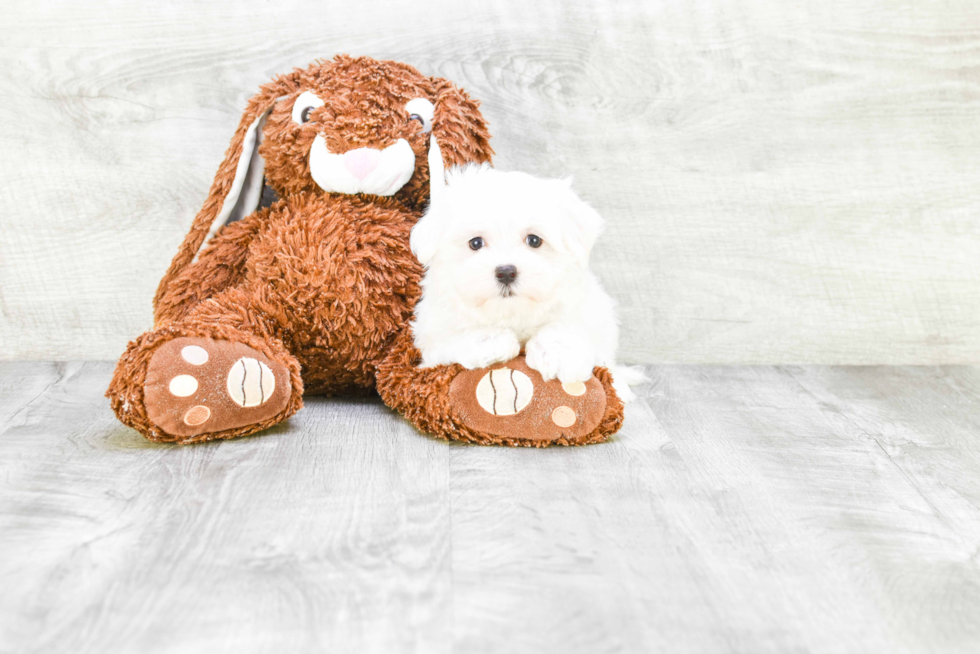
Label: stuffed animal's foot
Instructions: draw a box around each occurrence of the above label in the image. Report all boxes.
[143,337,291,439]
[448,355,608,445]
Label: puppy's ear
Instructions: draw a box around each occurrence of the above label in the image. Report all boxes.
[408,193,449,268]
[153,71,302,312]
[430,79,494,170]
[410,203,447,267]
[557,182,605,263]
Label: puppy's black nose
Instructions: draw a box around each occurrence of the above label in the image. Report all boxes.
[495,265,518,285]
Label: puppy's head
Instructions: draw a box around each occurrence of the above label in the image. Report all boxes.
[411,165,604,309]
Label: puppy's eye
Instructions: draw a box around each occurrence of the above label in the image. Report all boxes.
[404,98,435,134]
[469,237,485,251]
[292,91,324,125]
[525,234,543,248]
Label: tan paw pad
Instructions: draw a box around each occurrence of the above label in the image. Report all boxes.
[183,405,211,426]
[475,367,533,416]
[169,375,198,397]
[181,345,209,365]
[551,406,577,428]
[226,357,276,408]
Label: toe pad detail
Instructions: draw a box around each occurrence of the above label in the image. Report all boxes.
[226,357,276,408]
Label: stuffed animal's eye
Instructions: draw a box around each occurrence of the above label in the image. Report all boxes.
[405,98,435,134]
[292,91,324,125]
[469,237,485,251]
[525,234,543,248]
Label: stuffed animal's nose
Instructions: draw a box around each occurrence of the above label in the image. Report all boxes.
[343,148,381,180]
[495,265,518,285]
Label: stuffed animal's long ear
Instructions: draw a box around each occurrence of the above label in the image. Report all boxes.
[152,74,299,313]
[430,79,494,171]
[415,80,491,263]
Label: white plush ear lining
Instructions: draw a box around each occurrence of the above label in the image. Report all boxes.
[427,134,445,205]
[202,108,271,247]
[198,95,289,253]
[411,134,447,266]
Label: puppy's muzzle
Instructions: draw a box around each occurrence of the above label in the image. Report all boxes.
[495,265,518,286]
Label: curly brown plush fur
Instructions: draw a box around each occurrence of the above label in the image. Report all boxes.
[106,55,624,446]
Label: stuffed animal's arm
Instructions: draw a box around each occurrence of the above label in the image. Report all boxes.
[153,208,271,324]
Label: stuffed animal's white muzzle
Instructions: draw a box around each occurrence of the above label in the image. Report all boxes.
[309,136,415,196]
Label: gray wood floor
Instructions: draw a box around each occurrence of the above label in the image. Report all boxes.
[2,362,980,654]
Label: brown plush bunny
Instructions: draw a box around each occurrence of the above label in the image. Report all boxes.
[106,55,624,446]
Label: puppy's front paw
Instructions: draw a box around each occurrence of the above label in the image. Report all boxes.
[526,329,596,383]
[453,330,522,370]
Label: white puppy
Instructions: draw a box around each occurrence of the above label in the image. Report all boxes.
[410,163,640,400]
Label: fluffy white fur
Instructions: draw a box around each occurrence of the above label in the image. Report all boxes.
[410,164,642,401]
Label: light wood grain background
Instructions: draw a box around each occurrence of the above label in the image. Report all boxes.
[2,0,979,363]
